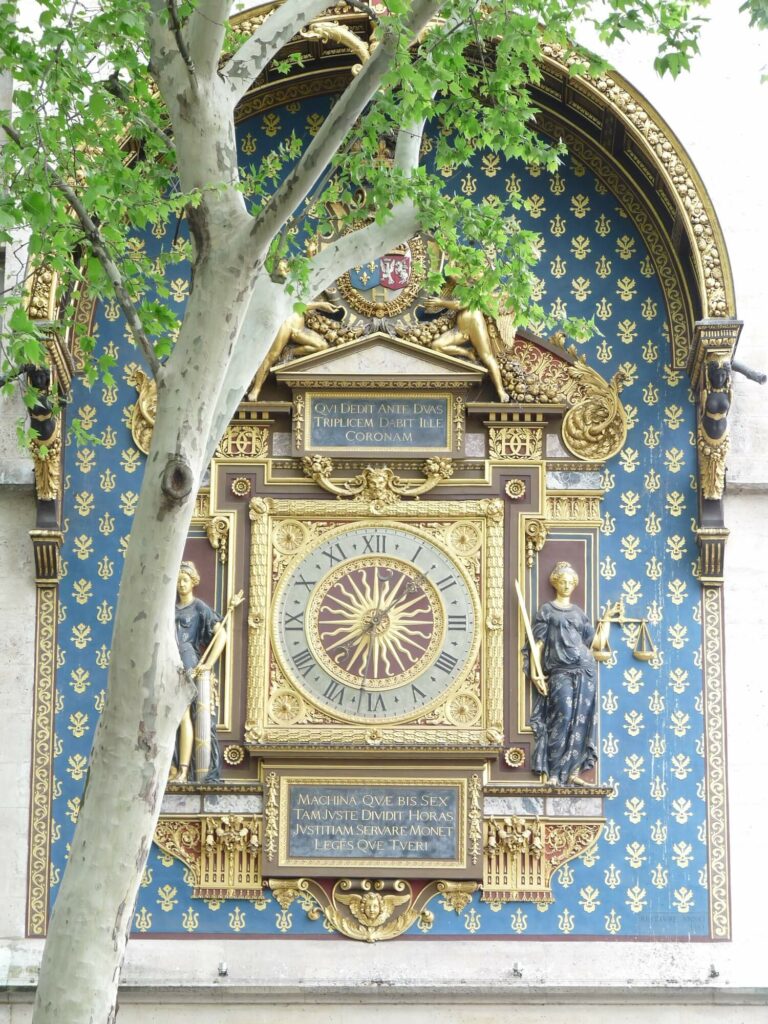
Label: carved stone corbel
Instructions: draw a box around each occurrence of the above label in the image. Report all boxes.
[688,320,742,502]
[268,877,478,943]
[687,320,743,583]
[482,817,603,904]
[154,815,262,899]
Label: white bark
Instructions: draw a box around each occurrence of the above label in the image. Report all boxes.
[306,202,419,296]
[222,0,334,104]
[32,249,262,1021]
[187,0,232,78]
[252,0,444,252]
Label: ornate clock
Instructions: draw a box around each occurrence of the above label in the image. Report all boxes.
[246,497,505,750]
[272,522,480,723]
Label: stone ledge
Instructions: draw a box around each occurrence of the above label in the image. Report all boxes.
[2,984,767,1006]
[0,467,34,488]
[2,940,767,1002]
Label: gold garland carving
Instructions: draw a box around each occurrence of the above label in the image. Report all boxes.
[486,815,544,858]
[264,770,279,859]
[454,396,466,451]
[292,395,304,451]
[245,498,274,743]
[26,263,58,321]
[482,818,602,904]
[269,877,479,943]
[540,49,732,321]
[524,518,548,568]
[29,416,62,502]
[469,773,482,865]
[26,585,57,936]
[697,428,728,501]
[702,587,730,938]
[154,816,262,899]
[301,456,454,511]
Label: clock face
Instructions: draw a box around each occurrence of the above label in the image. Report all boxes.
[271,522,481,722]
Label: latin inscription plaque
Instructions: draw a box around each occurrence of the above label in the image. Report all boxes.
[275,776,468,872]
[305,392,452,453]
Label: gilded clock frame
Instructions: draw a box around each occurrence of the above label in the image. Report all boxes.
[245,495,505,750]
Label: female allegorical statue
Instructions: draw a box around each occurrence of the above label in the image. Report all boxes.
[173,561,228,783]
[524,561,602,787]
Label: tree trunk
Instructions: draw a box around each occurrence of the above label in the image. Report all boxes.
[32,259,289,1022]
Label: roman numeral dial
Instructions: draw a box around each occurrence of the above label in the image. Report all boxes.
[271,522,481,723]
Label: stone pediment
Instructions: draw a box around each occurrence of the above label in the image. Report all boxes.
[273,332,486,389]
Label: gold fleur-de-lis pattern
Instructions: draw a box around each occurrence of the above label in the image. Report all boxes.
[47,97,711,939]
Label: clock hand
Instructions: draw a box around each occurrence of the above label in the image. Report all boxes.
[377,573,408,616]
[356,639,375,711]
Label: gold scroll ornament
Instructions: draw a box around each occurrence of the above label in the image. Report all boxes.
[561,362,630,461]
[126,366,156,455]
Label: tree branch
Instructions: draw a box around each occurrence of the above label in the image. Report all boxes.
[146,0,179,85]
[221,0,332,105]
[103,74,176,154]
[305,200,420,297]
[187,0,233,79]
[202,278,291,467]
[303,106,429,293]
[167,0,195,76]
[1,123,161,378]
[393,112,430,176]
[250,0,445,254]
[343,0,379,20]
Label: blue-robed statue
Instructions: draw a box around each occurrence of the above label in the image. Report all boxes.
[523,561,599,787]
[173,561,225,784]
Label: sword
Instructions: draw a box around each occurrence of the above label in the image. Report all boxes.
[515,579,548,696]
[195,589,244,673]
